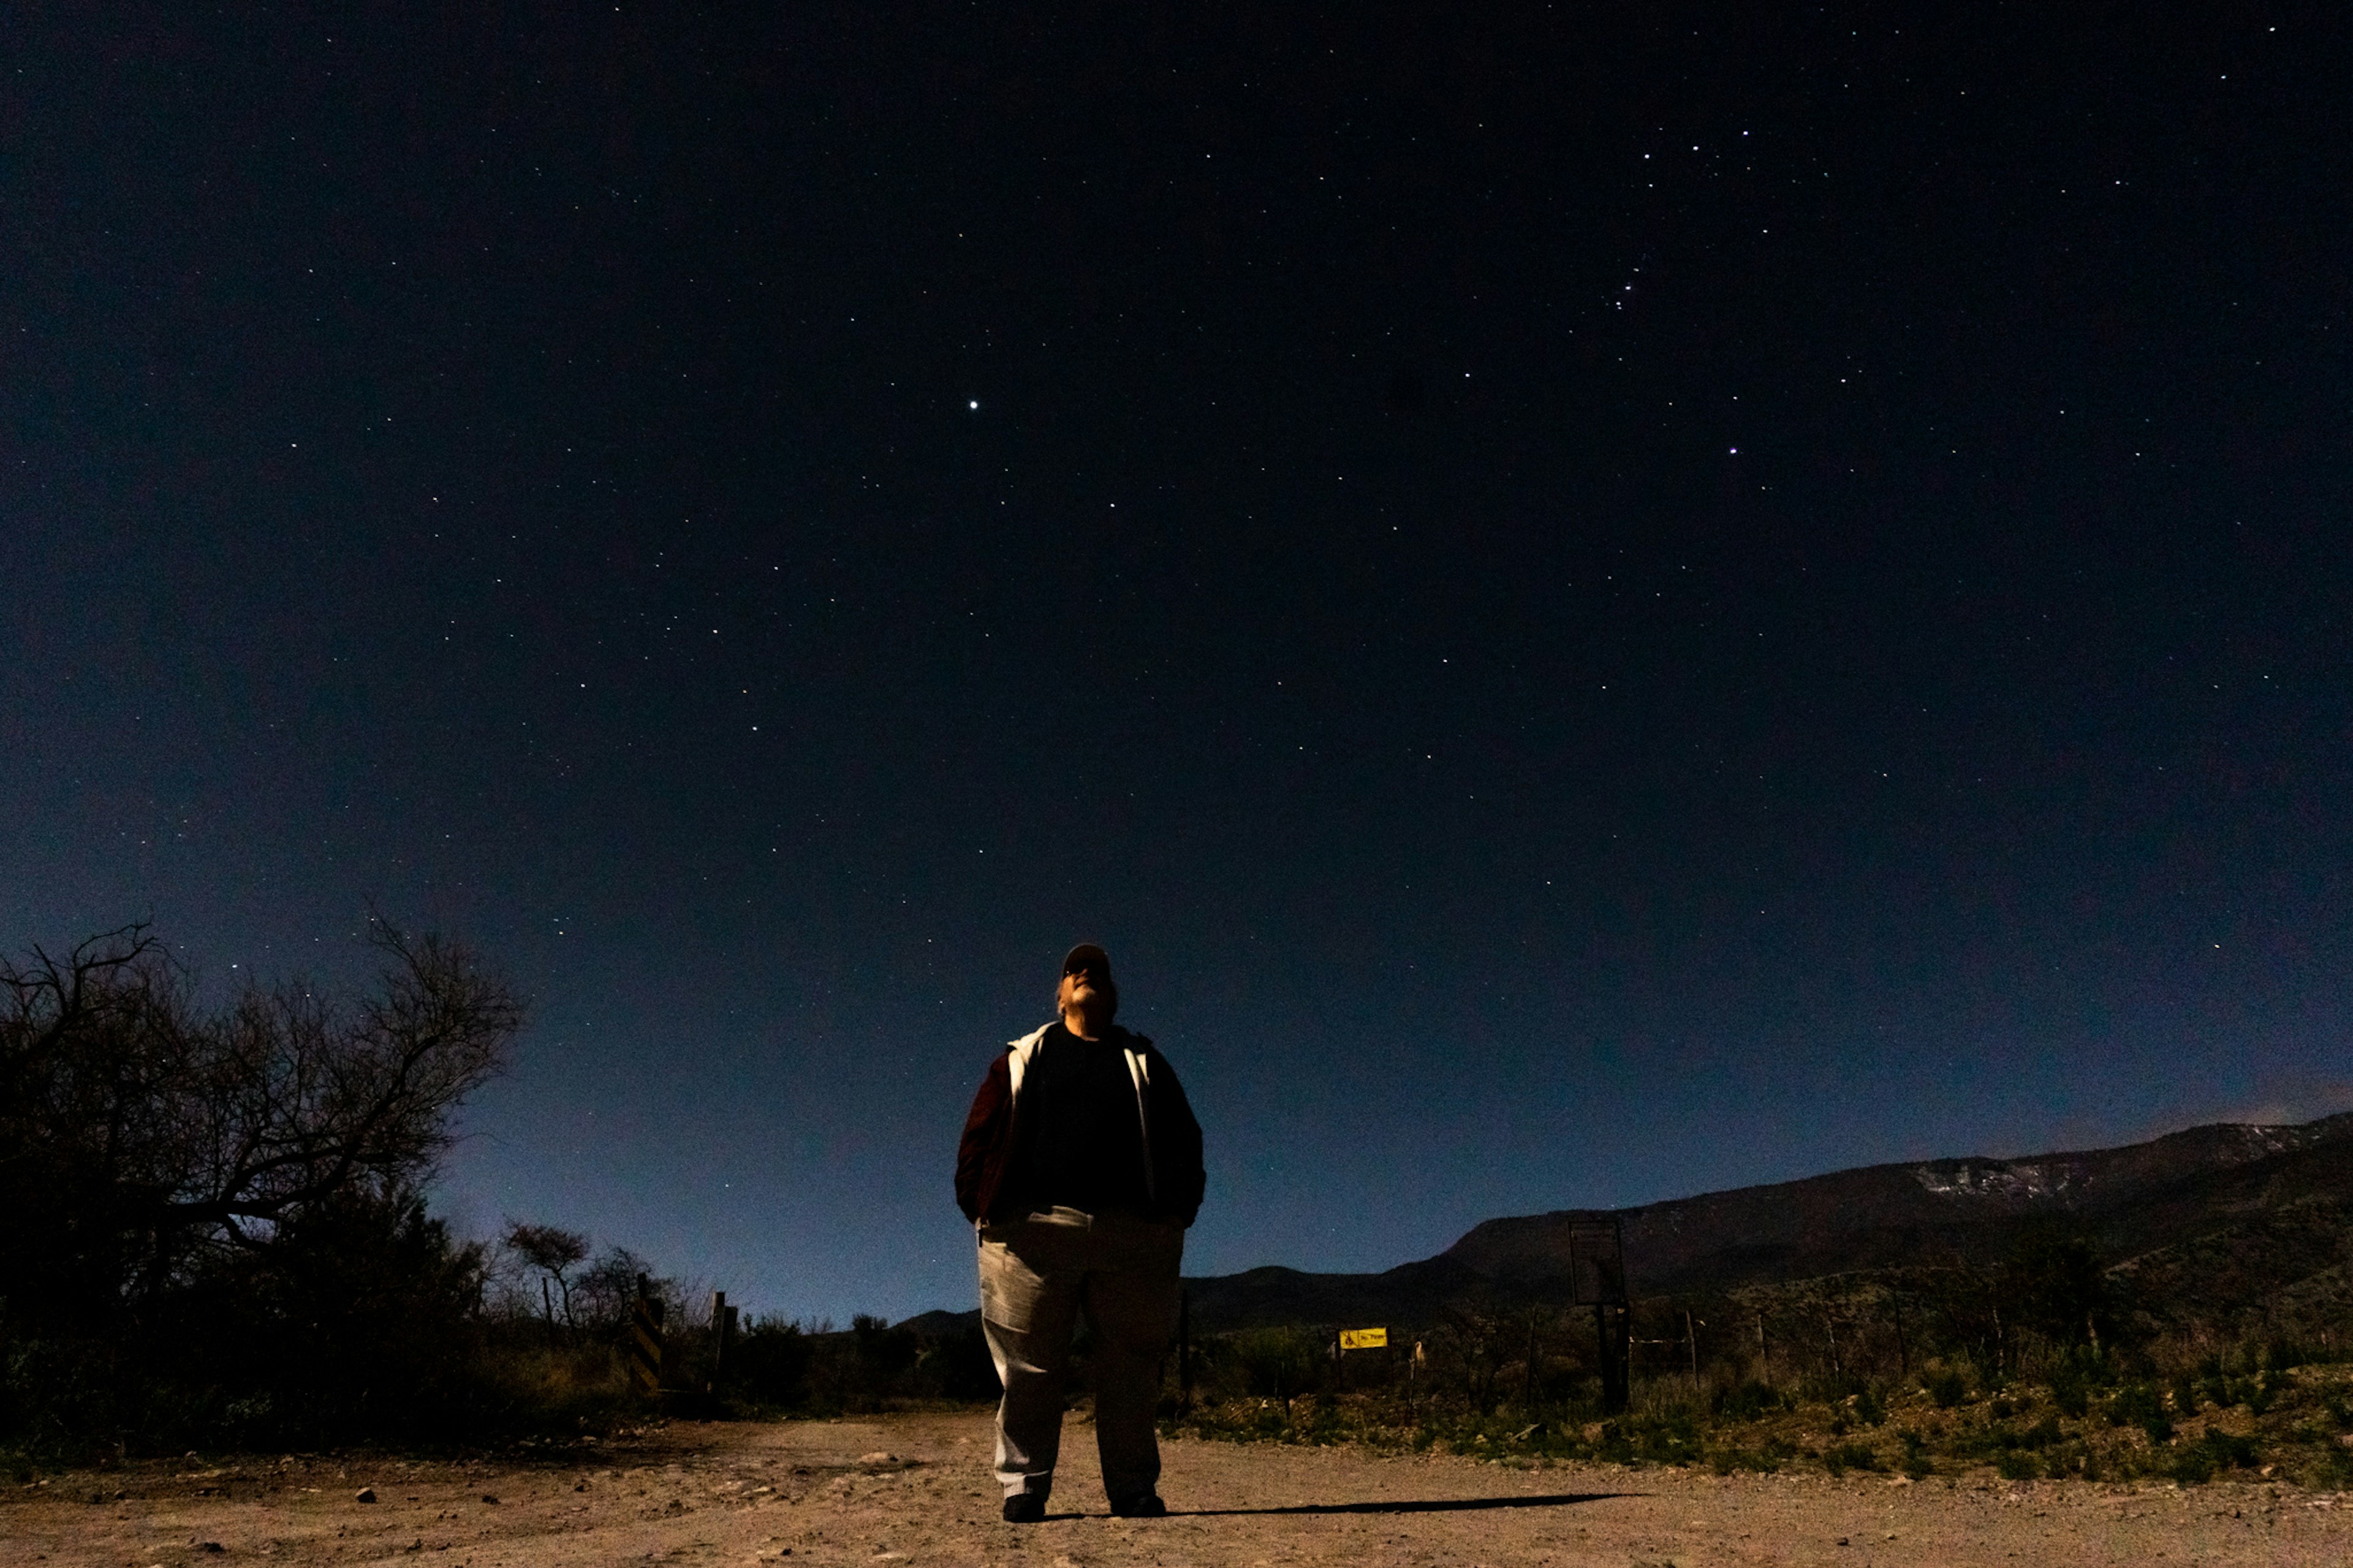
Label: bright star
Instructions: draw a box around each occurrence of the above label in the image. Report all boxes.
[968,400,979,410]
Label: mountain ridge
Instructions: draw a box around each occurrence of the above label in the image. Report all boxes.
[900,1112,2353,1334]
[1440,1112,2353,1296]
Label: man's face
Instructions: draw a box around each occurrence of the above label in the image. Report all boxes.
[1058,959,1112,1017]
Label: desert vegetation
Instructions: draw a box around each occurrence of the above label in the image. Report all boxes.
[0,923,1018,1468]
[1164,1238,2353,1489]
[0,925,917,1467]
[481,1232,1002,1426]
[0,920,534,1455]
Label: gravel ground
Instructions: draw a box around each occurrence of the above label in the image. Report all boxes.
[7,1410,2347,1566]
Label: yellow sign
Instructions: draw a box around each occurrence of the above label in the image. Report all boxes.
[1338,1327,1388,1350]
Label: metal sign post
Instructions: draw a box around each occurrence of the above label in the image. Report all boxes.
[1567,1218,1630,1414]
[1336,1327,1386,1395]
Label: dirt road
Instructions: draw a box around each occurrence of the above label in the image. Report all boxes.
[7,1411,2345,1567]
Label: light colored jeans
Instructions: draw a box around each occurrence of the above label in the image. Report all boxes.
[977,1207,1184,1502]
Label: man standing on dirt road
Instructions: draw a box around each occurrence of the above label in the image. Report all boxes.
[955,943,1207,1523]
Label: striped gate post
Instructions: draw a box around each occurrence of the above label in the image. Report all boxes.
[629,1274,665,1393]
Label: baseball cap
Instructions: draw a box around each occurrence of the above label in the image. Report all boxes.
[1061,943,1112,980]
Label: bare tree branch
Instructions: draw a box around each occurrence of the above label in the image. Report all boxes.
[0,919,525,1327]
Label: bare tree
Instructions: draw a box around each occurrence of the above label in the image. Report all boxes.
[506,1222,590,1331]
[572,1244,662,1335]
[0,918,523,1326]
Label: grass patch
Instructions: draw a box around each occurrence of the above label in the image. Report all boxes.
[1164,1355,2353,1490]
[1822,1441,1882,1476]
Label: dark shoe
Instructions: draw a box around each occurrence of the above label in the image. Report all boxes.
[1109,1493,1167,1518]
[1001,1492,1048,1523]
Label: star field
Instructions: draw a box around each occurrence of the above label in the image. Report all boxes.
[2,4,2347,1322]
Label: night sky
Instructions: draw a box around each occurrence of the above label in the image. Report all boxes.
[6,5,2347,1325]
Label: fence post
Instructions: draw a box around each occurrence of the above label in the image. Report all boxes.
[1569,1216,1630,1414]
[1597,1305,1628,1414]
[629,1273,665,1394]
[711,1290,738,1388]
[1178,1289,1192,1414]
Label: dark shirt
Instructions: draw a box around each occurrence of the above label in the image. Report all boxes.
[1006,1022,1151,1217]
[957,1025,1207,1226]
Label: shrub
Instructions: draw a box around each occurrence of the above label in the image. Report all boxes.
[2260,1338,2319,1374]
[2175,1428,2259,1483]
[1923,1368,1969,1408]
[729,1319,813,1406]
[2048,1365,2091,1418]
[2000,1233,2119,1349]
[1712,1379,1783,1421]
[1822,1441,1880,1475]
[1995,1450,2042,1480]
[833,1316,920,1409]
[923,1322,1001,1403]
[1593,1411,1705,1468]
[1227,1327,1327,1405]
[1708,1439,1790,1475]
[2109,1384,2165,1433]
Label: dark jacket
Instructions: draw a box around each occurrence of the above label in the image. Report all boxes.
[955,1021,1205,1227]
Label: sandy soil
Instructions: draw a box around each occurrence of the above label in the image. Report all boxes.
[7,1411,2347,1567]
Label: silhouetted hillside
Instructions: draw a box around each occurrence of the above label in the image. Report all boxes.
[1146,1113,2353,1332]
[1445,1115,2353,1295]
